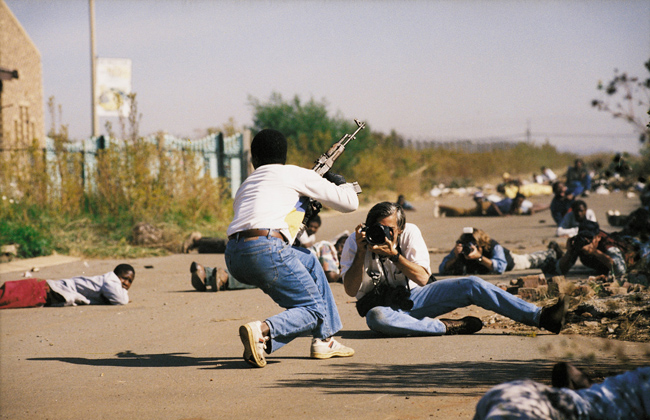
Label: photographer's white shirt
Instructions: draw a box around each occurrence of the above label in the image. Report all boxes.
[340,223,431,299]
[227,164,359,244]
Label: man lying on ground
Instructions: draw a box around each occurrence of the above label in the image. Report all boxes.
[190,233,350,290]
[0,264,135,309]
[439,227,562,276]
[473,362,650,420]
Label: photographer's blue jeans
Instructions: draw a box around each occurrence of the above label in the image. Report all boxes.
[364,276,542,336]
[225,235,342,353]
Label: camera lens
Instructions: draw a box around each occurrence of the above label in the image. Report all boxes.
[462,241,475,256]
[365,224,392,245]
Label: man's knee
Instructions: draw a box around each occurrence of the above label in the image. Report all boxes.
[365,307,389,330]
[463,276,484,289]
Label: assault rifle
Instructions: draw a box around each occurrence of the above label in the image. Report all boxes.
[312,118,365,194]
[293,119,365,245]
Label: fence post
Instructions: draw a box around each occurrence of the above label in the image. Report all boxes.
[217,132,225,178]
[242,128,252,180]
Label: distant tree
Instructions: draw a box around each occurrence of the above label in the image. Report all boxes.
[247,92,372,176]
[592,59,650,145]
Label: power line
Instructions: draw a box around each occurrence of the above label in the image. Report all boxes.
[534,133,638,138]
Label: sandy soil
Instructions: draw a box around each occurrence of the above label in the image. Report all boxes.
[1,190,648,419]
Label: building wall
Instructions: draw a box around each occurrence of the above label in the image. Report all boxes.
[0,0,45,150]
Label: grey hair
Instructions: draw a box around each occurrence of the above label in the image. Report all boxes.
[365,201,406,231]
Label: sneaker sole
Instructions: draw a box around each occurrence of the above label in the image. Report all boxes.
[310,349,355,359]
[239,324,266,368]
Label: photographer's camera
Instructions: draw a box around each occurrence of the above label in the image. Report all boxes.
[362,224,394,245]
[461,241,476,256]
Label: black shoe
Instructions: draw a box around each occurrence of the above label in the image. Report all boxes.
[547,240,564,260]
[190,262,207,292]
[551,362,593,390]
[539,295,570,334]
[440,316,483,335]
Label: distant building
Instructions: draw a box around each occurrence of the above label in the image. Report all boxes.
[0,0,45,150]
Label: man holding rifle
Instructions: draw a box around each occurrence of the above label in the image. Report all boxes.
[225,127,360,368]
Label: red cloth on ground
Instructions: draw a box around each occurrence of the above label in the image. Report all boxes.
[0,278,48,309]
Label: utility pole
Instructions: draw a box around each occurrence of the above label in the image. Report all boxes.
[526,119,531,143]
[89,0,98,137]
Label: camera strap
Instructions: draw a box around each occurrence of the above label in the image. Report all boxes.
[373,245,410,292]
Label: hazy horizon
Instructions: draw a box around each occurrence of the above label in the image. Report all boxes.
[5,0,650,156]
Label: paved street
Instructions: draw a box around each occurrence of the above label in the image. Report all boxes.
[1,191,648,419]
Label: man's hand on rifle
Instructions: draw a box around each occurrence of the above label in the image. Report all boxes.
[323,171,347,185]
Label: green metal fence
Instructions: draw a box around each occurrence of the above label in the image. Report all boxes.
[43,131,249,198]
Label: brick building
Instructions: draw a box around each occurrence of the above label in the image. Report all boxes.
[0,0,45,150]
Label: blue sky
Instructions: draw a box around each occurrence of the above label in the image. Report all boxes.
[6,0,650,155]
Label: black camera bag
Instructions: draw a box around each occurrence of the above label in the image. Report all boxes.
[355,281,413,317]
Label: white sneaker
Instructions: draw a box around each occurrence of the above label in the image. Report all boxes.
[310,337,355,359]
[239,321,268,368]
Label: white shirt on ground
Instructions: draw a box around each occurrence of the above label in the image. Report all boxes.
[556,208,597,237]
[47,271,129,306]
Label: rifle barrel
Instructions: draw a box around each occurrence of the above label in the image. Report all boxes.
[340,120,365,147]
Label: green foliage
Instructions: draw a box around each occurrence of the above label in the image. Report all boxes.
[0,95,233,258]
[249,93,577,198]
[0,218,53,258]
[248,92,372,177]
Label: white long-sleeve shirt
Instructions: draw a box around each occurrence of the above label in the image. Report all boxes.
[556,209,597,237]
[227,164,359,244]
[47,271,129,306]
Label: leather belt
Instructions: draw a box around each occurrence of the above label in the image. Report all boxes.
[228,229,286,242]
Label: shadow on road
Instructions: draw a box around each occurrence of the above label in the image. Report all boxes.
[28,350,249,370]
[28,352,649,397]
[269,358,650,397]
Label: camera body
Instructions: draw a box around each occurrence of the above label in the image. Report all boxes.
[362,224,394,245]
[461,241,477,256]
[570,233,593,250]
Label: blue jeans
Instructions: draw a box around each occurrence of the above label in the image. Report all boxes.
[567,175,592,196]
[225,235,342,353]
[365,276,542,336]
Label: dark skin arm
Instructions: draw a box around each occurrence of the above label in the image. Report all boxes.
[558,235,612,274]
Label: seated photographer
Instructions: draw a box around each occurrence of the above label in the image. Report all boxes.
[340,202,570,337]
[439,227,562,275]
[553,220,628,278]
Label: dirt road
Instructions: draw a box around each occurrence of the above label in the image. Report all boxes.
[1,191,648,419]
